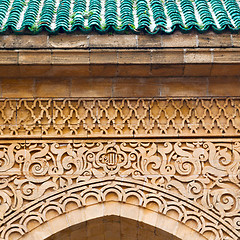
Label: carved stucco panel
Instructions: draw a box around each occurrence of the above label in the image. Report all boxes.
[0,98,239,137]
[0,139,239,239]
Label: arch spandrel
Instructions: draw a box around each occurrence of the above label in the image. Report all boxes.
[0,138,239,240]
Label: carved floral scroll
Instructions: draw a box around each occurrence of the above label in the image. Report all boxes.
[0,140,240,239]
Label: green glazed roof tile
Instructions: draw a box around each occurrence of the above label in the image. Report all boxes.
[0,0,240,34]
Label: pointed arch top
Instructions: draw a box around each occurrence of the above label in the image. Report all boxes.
[19,202,206,240]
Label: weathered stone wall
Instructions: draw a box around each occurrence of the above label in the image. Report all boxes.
[0,76,239,98]
[0,32,238,49]
[0,32,240,99]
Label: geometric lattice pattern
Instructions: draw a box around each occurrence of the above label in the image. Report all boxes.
[0,98,240,138]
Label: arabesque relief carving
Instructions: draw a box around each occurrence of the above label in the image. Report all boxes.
[0,139,240,240]
[0,97,239,138]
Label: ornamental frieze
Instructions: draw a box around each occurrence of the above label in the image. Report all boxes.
[0,139,240,239]
[1,97,240,240]
[0,98,239,138]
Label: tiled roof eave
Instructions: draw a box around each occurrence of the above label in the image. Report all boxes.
[0,23,238,35]
[0,0,240,34]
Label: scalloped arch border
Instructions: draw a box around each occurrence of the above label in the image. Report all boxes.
[19,203,207,240]
[1,178,238,240]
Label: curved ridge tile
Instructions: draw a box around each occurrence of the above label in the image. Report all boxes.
[88,0,101,29]
[39,0,56,28]
[165,0,183,30]
[0,0,11,28]
[223,0,240,28]
[195,0,216,30]
[72,0,86,29]
[7,0,25,30]
[180,0,198,28]
[105,0,117,27]
[120,0,134,29]
[23,0,41,30]
[209,0,231,28]
[136,0,150,29]
[150,0,167,29]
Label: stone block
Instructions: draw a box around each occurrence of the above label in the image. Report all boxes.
[118,50,151,64]
[208,77,240,96]
[117,65,151,77]
[85,204,104,221]
[71,78,112,97]
[184,49,212,63]
[121,218,138,238]
[155,227,177,240]
[66,208,86,227]
[120,204,140,220]
[162,33,197,48]
[90,50,117,64]
[89,34,137,48]
[198,33,232,47]
[50,65,90,77]
[151,50,184,64]
[183,64,212,76]
[104,221,121,240]
[160,77,208,96]
[49,34,88,48]
[0,51,18,64]
[24,223,52,240]
[19,65,52,77]
[52,50,89,64]
[87,218,104,237]
[47,215,69,235]
[112,78,161,97]
[35,78,70,97]
[53,231,71,240]
[137,228,156,240]
[90,64,118,77]
[1,78,34,98]
[213,50,240,63]
[211,64,240,76]
[155,214,179,237]
[0,35,48,48]
[151,64,184,77]
[138,208,158,227]
[18,51,51,64]
[87,235,105,240]
[231,34,240,47]
[104,202,121,216]
[137,35,161,48]
[0,65,20,77]
[71,226,87,240]
[176,226,206,240]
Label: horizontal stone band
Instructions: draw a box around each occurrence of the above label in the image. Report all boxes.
[0,97,239,138]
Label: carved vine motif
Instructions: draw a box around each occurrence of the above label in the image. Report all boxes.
[0,98,240,137]
[0,140,240,239]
